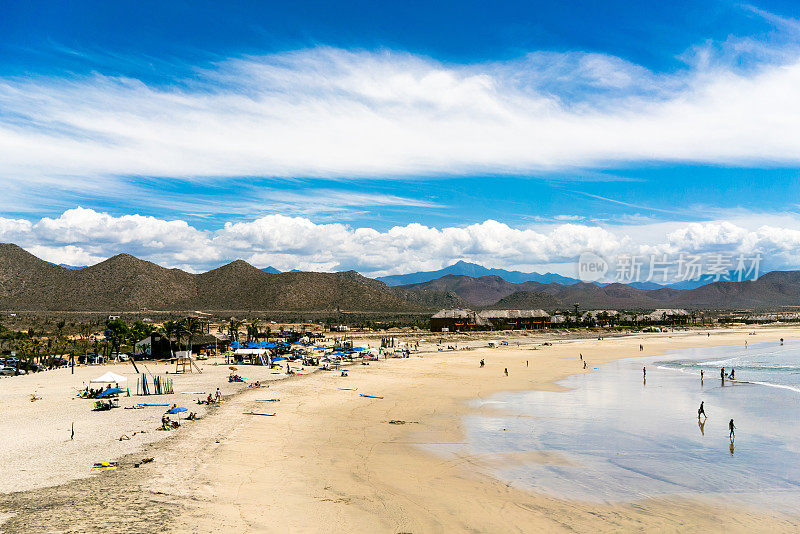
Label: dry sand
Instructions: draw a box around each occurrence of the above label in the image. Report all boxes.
[2,327,800,533]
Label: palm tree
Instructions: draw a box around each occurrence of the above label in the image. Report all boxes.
[163,320,179,357]
[181,317,202,355]
[247,319,261,342]
[104,318,129,358]
[228,318,243,343]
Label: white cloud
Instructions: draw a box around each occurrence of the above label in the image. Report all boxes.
[1,44,800,192]
[4,208,800,277]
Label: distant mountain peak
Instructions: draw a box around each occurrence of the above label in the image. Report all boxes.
[377,261,581,287]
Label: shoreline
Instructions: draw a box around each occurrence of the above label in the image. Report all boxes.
[2,327,799,532]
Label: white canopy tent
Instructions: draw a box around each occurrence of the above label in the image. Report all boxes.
[90,371,128,385]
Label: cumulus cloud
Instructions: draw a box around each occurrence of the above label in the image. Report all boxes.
[1,43,800,193]
[3,208,800,278]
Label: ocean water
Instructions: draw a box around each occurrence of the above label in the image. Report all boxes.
[424,339,800,509]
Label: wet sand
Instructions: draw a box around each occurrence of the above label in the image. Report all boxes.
[2,327,800,532]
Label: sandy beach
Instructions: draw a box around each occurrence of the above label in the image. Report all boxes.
[2,327,800,532]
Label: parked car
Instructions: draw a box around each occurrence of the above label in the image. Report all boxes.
[80,353,107,364]
[0,367,15,376]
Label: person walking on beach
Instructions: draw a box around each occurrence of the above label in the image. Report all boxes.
[639,344,643,351]
[729,368,735,380]
[215,387,221,402]
[480,359,484,368]
[700,369,704,380]
[583,361,587,369]
[729,419,736,440]
[526,360,529,367]
[698,401,706,419]
[643,366,646,379]
[579,353,583,360]
[504,368,508,376]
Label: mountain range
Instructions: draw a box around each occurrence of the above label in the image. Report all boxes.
[1,243,798,312]
[394,272,800,311]
[378,260,752,291]
[0,244,421,312]
[377,260,582,286]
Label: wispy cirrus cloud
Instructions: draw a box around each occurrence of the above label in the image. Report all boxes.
[1,37,800,194]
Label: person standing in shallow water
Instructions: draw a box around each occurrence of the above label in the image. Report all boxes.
[729,419,736,440]
[643,366,646,379]
[698,401,706,419]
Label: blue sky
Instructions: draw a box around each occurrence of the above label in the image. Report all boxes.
[1,1,800,277]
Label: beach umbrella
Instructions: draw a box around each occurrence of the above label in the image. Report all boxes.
[167,407,187,414]
[90,371,128,384]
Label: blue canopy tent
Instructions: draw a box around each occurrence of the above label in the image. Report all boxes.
[97,387,124,398]
[230,342,243,349]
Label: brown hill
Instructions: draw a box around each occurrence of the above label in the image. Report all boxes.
[483,290,563,310]
[70,254,196,310]
[0,243,72,307]
[397,272,800,310]
[0,245,422,312]
[669,271,800,309]
[396,274,527,306]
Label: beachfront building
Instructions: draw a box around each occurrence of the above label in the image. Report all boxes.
[430,309,491,332]
[430,309,550,331]
[134,332,172,359]
[479,309,551,330]
[645,309,691,325]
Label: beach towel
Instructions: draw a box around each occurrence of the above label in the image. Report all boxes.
[360,394,384,399]
[91,462,118,471]
[243,412,276,416]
